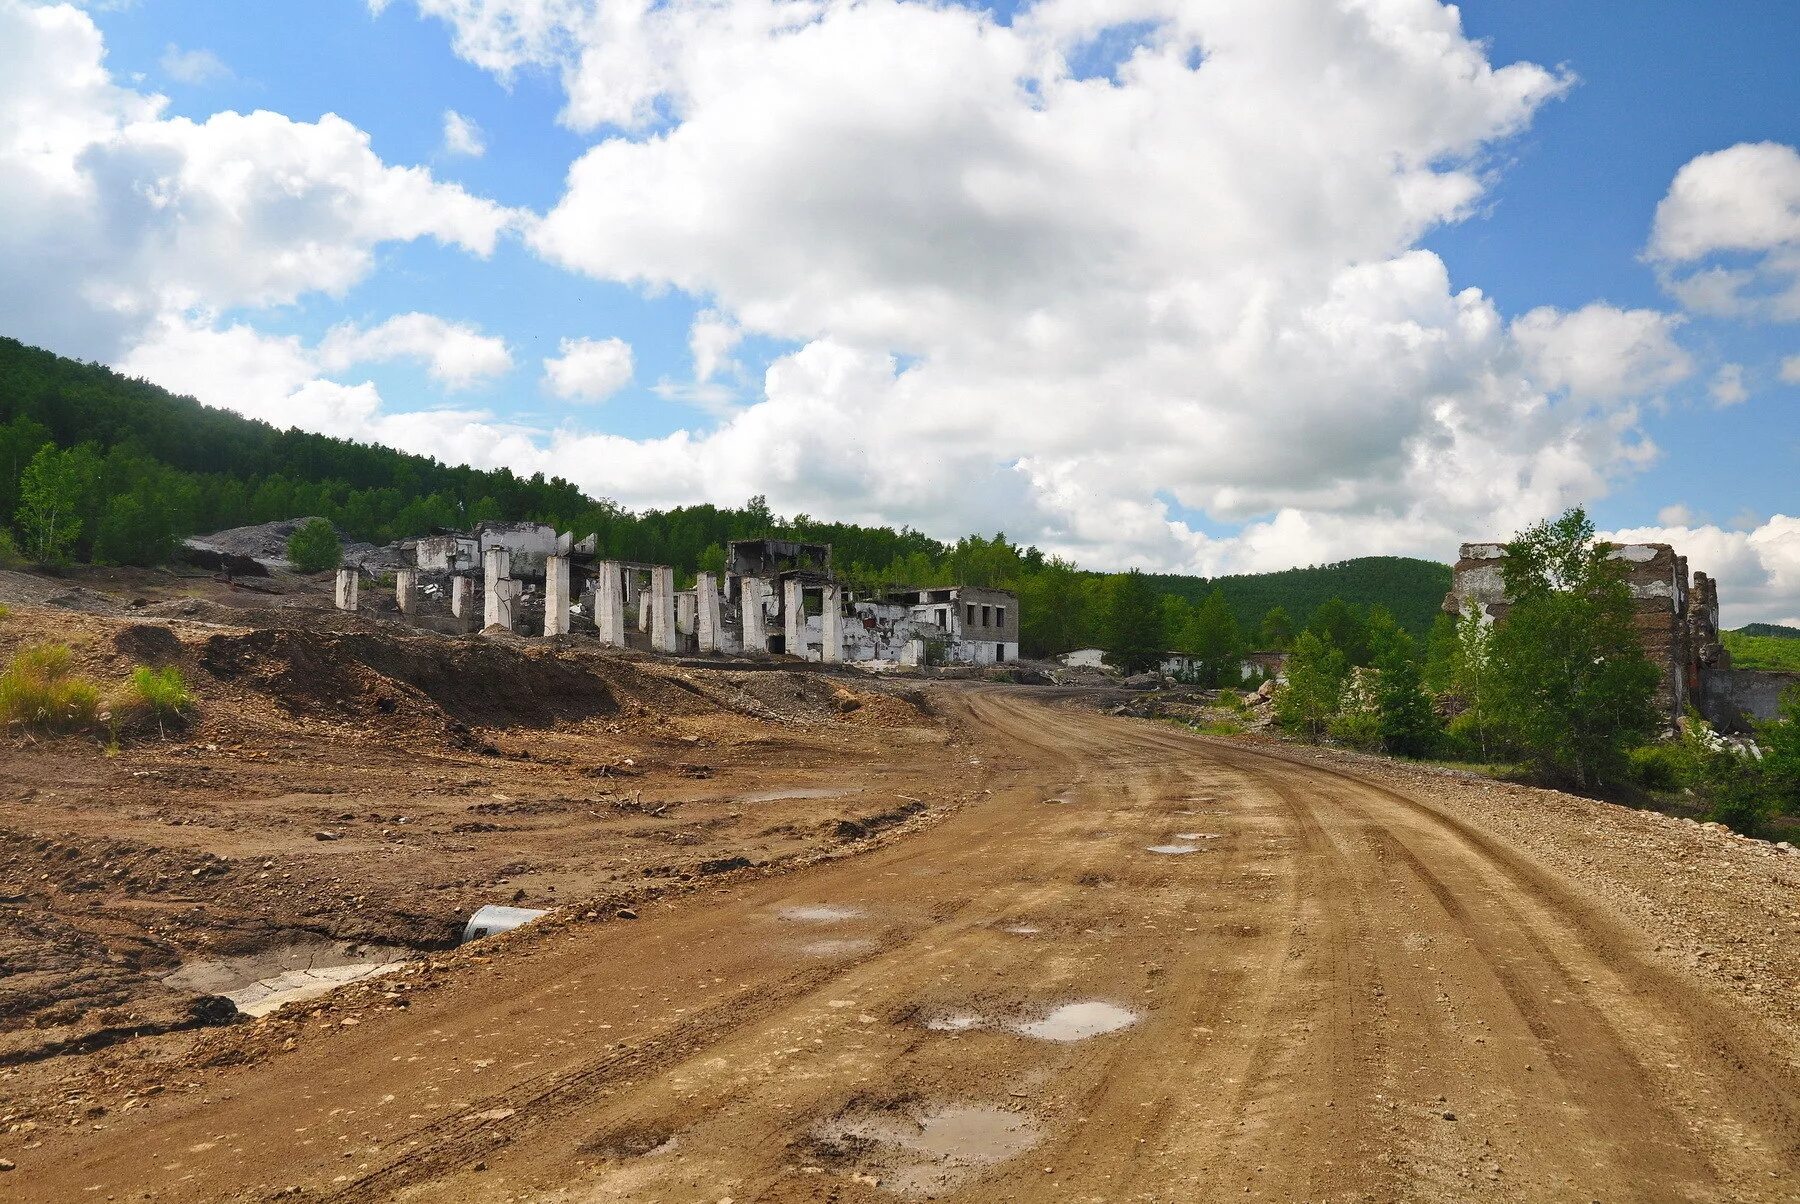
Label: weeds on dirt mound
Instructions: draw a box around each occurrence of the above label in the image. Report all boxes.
[119,665,193,733]
[0,642,100,731]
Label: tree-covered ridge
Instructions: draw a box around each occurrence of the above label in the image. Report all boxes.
[1145,556,1451,641]
[1733,623,1800,640]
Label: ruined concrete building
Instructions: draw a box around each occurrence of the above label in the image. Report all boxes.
[1444,541,1792,729]
[335,527,1019,670]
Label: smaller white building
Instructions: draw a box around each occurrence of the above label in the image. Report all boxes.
[1060,648,1108,669]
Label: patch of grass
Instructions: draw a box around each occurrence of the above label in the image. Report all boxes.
[0,603,11,621]
[125,665,193,721]
[1722,630,1800,672]
[0,642,101,732]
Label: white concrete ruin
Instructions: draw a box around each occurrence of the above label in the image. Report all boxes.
[394,568,417,615]
[334,568,359,612]
[820,583,844,664]
[596,560,626,647]
[696,572,723,654]
[483,547,514,631]
[783,577,806,658]
[451,575,473,619]
[741,577,770,654]
[544,554,571,637]
[650,565,678,654]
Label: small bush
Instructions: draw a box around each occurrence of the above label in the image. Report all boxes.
[1326,708,1382,752]
[0,528,19,566]
[0,603,10,621]
[126,665,193,721]
[1627,742,1691,792]
[286,519,342,573]
[0,642,101,731]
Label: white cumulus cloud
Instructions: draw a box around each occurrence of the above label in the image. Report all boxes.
[0,0,520,360]
[1709,363,1748,408]
[159,44,232,84]
[442,108,485,156]
[1650,141,1800,321]
[543,336,634,402]
[318,313,512,387]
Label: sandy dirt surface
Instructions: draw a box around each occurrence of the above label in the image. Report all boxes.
[3,653,1795,1200]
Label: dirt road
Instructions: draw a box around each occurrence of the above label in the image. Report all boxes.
[14,688,1798,1202]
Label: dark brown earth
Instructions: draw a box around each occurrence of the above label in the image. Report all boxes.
[1,575,1797,1202]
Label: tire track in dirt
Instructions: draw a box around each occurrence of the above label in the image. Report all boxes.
[15,687,1796,1203]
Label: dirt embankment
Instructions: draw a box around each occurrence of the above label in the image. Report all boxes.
[0,595,957,1108]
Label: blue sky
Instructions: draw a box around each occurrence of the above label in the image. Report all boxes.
[3,0,1797,620]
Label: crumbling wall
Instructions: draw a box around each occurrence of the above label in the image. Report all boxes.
[1443,540,1728,726]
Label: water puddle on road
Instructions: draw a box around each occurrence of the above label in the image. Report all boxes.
[1000,924,1040,936]
[813,1103,1041,1196]
[1011,1001,1139,1043]
[1146,843,1200,855]
[1173,832,1220,841]
[777,904,866,923]
[739,787,860,803]
[163,940,410,1017]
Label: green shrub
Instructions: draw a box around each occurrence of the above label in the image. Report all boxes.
[0,603,10,621]
[1326,708,1382,752]
[1627,742,1690,791]
[0,642,100,731]
[126,665,193,721]
[0,528,20,566]
[286,519,342,573]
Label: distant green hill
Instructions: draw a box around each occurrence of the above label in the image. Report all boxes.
[1735,623,1800,640]
[1145,556,1451,641]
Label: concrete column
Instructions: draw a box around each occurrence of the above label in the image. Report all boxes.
[637,574,652,632]
[544,554,571,636]
[483,546,512,630]
[451,575,473,619]
[676,592,697,637]
[696,572,722,653]
[487,579,517,633]
[741,577,769,654]
[394,568,417,615]
[821,583,843,664]
[650,565,678,654]
[783,578,805,657]
[596,561,626,647]
[334,568,359,611]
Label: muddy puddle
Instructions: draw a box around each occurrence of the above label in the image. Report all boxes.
[778,903,866,922]
[920,1000,1140,1044]
[163,940,411,1017]
[814,1103,1041,1196]
[1173,832,1220,841]
[1146,843,1200,855]
[1012,1001,1139,1042]
[739,787,859,803]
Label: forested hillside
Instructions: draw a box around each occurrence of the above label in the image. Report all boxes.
[0,335,1449,661]
[1147,557,1450,641]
